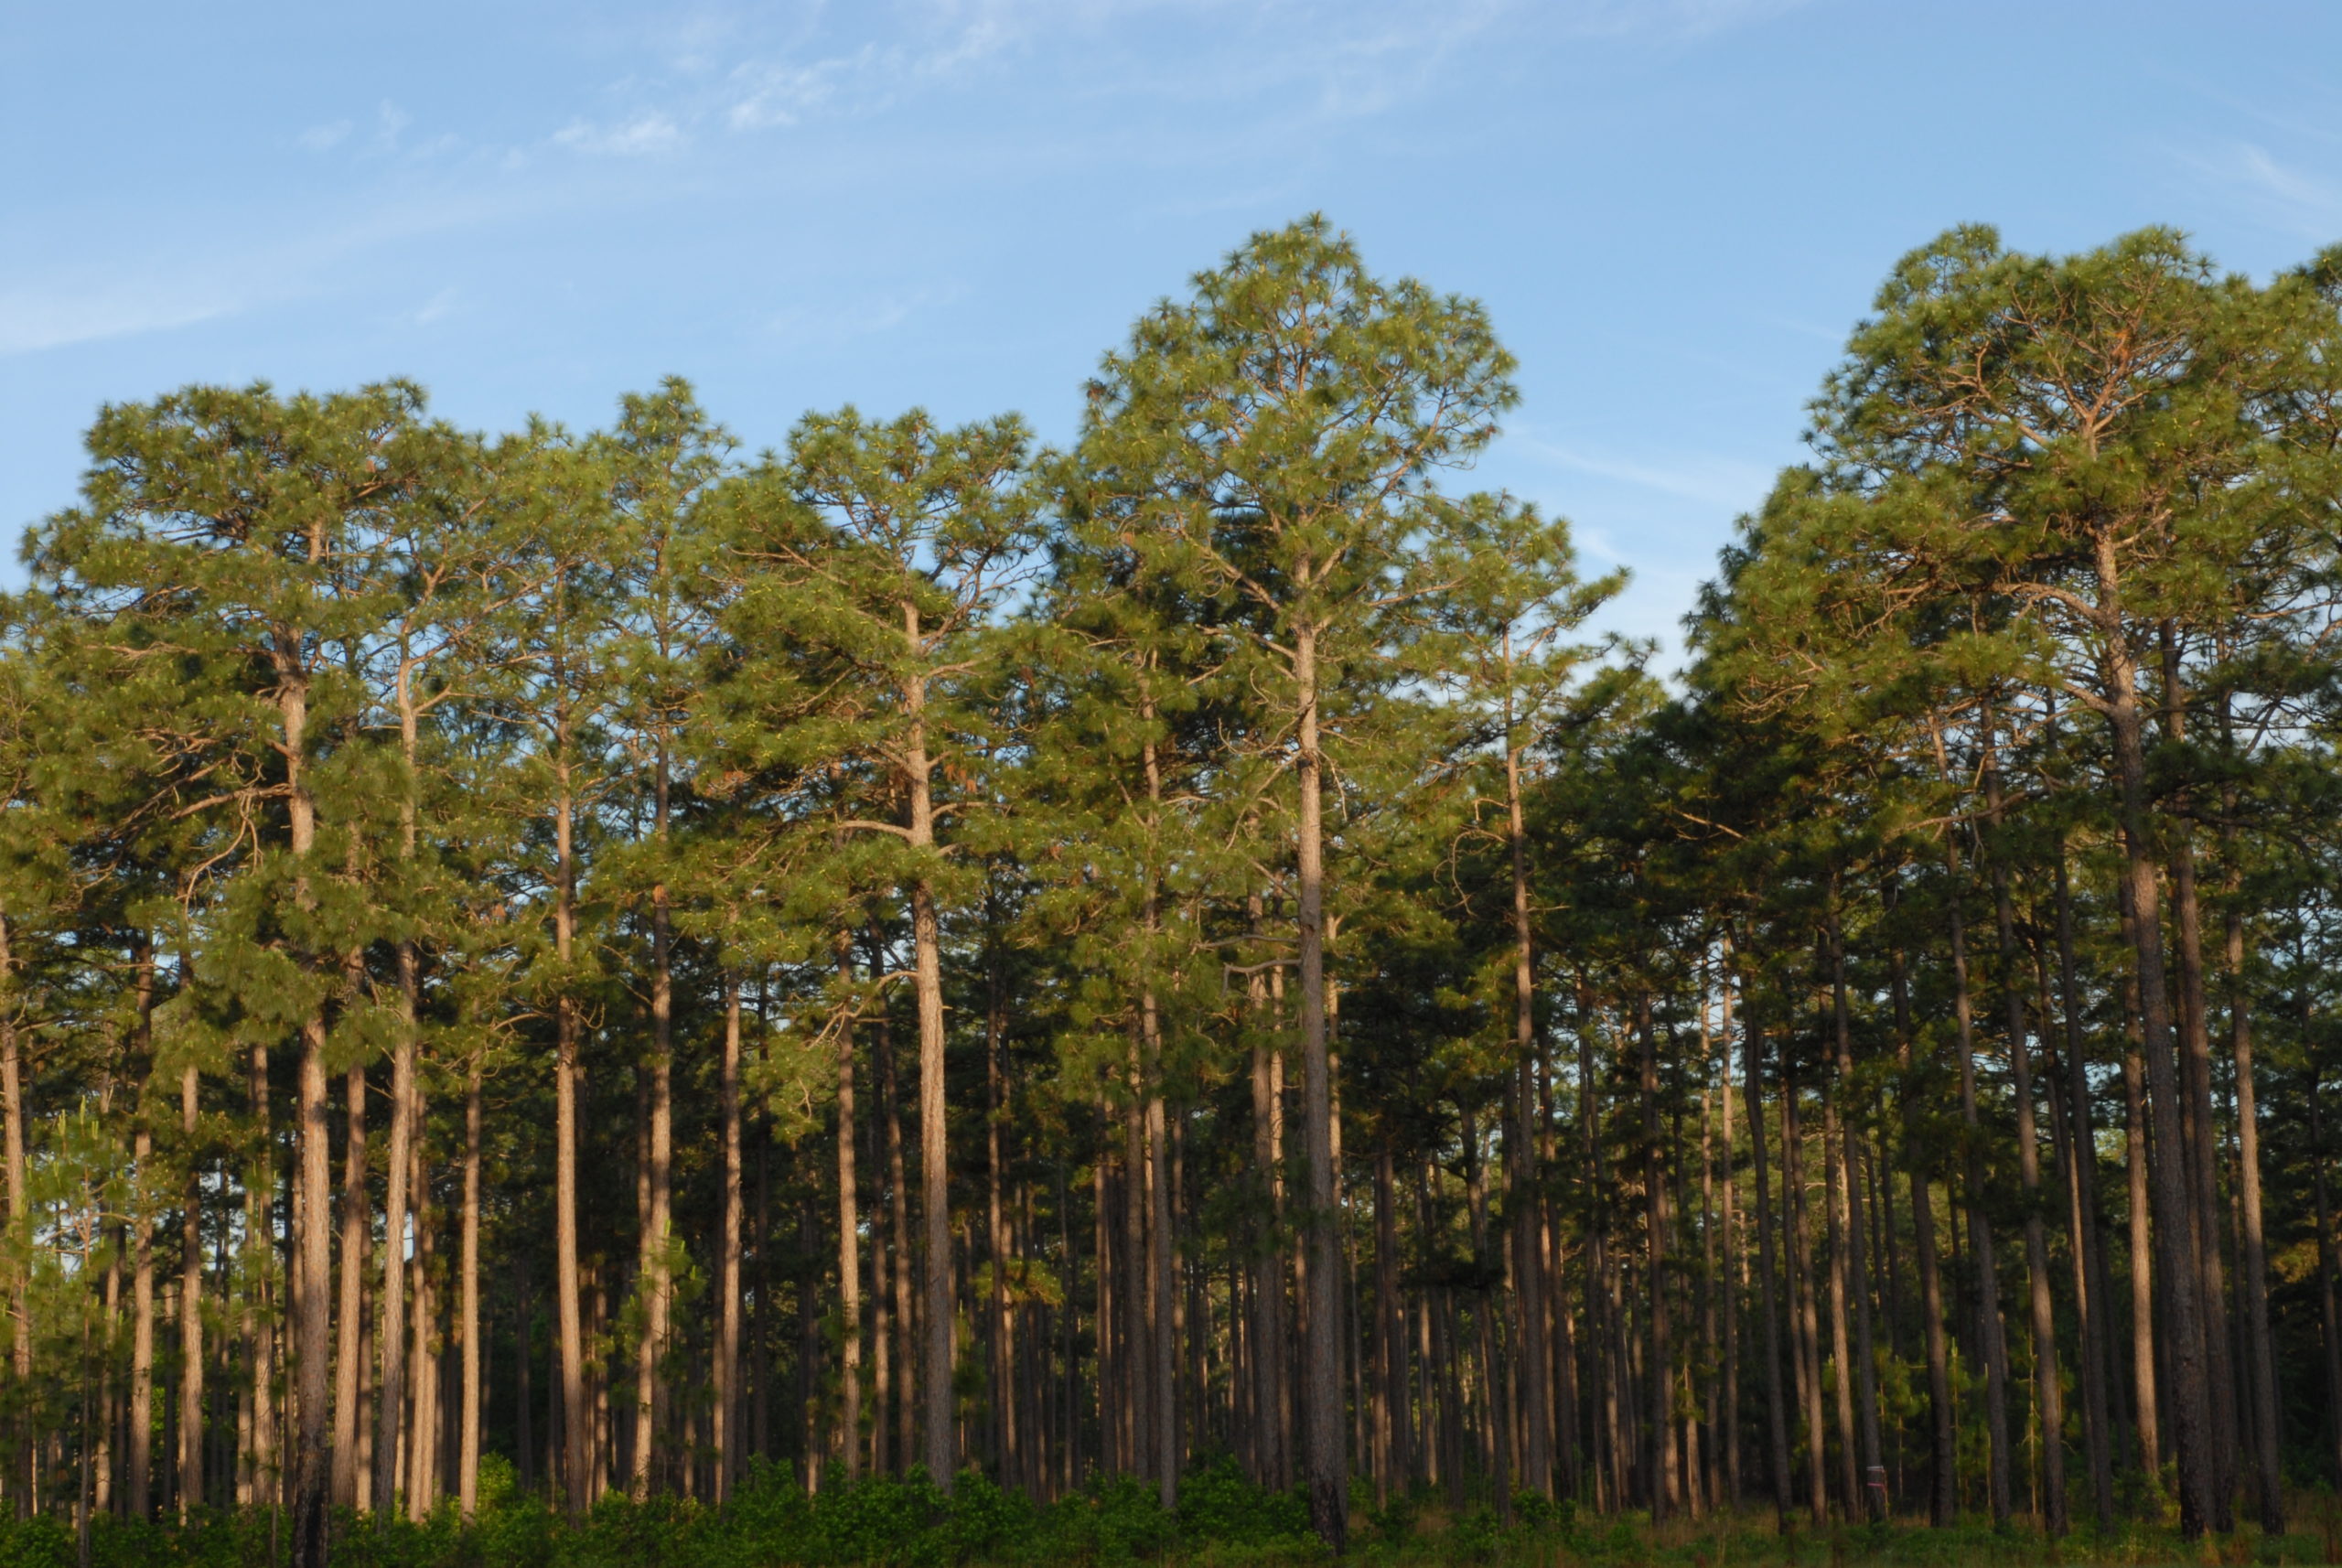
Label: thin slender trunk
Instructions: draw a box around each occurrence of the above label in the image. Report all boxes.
[1144,1035,1176,1506]
[2120,956,2161,1482]
[372,990,414,1516]
[1717,967,1741,1509]
[1982,769,2065,1534]
[1782,1046,1828,1525]
[0,933,30,1519]
[407,1142,436,1521]
[331,1064,364,1510]
[2053,854,2117,1528]
[1294,620,1346,1550]
[553,753,589,1520]
[835,940,863,1480]
[2103,599,2211,1538]
[984,904,1012,1491]
[1745,1005,1793,1528]
[1826,908,1884,1520]
[2313,1075,2342,1491]
[633,745,674,1500]
[1139,723,1177,1509]
[178,1061,205,1519]
[714,976,743,1504]
[1371,1151,1402,1501]
[1639,995,1673,1521]
[899,605,956,1491]
[1505,722,1553,1500]
[245,1042,275,1512]
[2227,905,2280,1532]
[1888,921,1956,1527]
[458,1054,481,1518]
[1948,879,2014,1526]
[874,956,914,1476]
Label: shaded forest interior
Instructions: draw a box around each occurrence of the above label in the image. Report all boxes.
[6,217,2342,1563]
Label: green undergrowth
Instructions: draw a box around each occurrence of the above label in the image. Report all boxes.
[6,1466,2341,1568]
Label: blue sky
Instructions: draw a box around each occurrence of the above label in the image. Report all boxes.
[5,1,2339,659]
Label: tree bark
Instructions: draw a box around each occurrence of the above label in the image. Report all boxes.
[2052,854,2117,1528]
[2313,1076,2342,1491]
[1888,925,1956,1527]
[458,1053,482,1518]
[372,991,414,1517]
[0,915,27,1517]
[2100,596,2213,1537]
[553,752,589,1520]
[1745,1007,1793,1528]
[180,1063,205,1518]
[633,741,674,1501]
[2226,905,2281,1534]
[1639,994,1674,1522]
[714,976,743,1503]
[332,1064,365,1510]
[835,940,863,1482]
[899,602,956,1492]
[1827,907,1885,1520]
[1294,620,1347,1550]
[1947,880,2014,1526]
[1505,724,1553,1501]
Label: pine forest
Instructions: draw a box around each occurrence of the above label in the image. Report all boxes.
[8,216,2342,1566]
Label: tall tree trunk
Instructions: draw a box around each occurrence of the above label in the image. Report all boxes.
[1947,878,2014,1526]
[1639,994,1674,1522]
[180,1063,205,1518]
[1135,717,1178,1509]
[984,898,1013,1492]
[332,1064,365,1510]
[1293,620,1346,1550]
[132,1093,155,1520]
[553,755,589,1520]
[835,941,863,1481]
[633,742,674,1501]
[1888,925,1957,1527]
[1716,968,1741,1509]
[2052,854,2118,1528]
[1505,721,1553,1500]
[245,1042,276,1514]
[2120,966,2160,1483]
[372,985,414,1517]
[897,607,956,1493]
[2225,901,2281,1533]
[1246,890,1290,1493]
[2313,1077,2342,1491]
[873,942,916,1475]
[2100,601,2213,1539]
[1144,1026,1176,1506]
[1827,907,1885,1520]
[1982,780,2066,1535]
[1745,1007,1793,1528]
[714,976,743,1504]
[1782,1047,1828,1525]
[1371,1151,1402,1502]
[0,916,28,1516]
[458,1053,482,1519]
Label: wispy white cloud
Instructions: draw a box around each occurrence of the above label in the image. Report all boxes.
[0,284,236,358]
[2182,140,2342,241]
[412,287,458,326]
[766,283,965,345]
[1519,436,1775,512]
[552,111,688,156]
[374,100,412,153]
[296,118,353,152]
[1561,0,1813,39]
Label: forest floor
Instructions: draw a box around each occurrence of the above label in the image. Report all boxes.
[10,1471,2342,1568]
